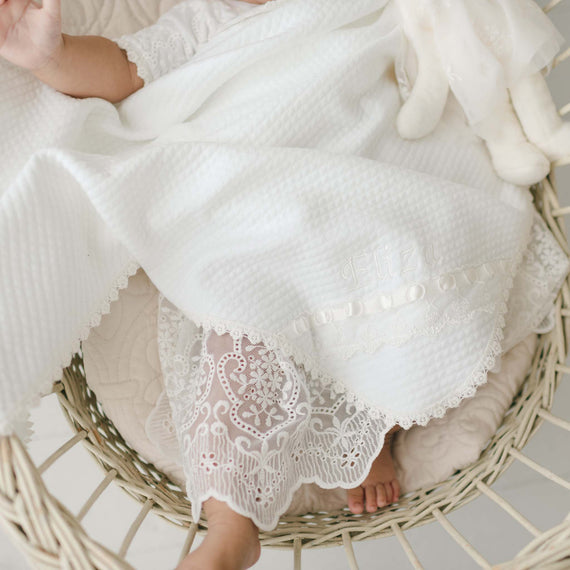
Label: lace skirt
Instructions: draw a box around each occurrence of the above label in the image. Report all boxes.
[147,293,393,531]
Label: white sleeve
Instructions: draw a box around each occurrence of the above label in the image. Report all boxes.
[112,0,207,86]
[112,0,256,87]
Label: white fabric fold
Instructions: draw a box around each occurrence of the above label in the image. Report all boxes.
[0,0,567,448]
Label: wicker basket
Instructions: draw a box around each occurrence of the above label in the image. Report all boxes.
[1,2,570,568]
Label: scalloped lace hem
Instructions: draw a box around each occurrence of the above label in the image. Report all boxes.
[151,237,527,531]
[158,266,514,430]
[162,295,510,531]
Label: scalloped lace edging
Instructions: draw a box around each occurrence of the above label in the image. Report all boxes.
[158,252,521,430]
[0,259,141,441]
[152,233,531,531]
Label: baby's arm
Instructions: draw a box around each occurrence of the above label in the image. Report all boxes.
[33,35,144,103]
[0,0,143,103]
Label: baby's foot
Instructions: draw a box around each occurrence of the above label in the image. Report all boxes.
[177,498,260,570]
[347,426,401,514]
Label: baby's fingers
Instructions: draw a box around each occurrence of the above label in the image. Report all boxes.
[0,0,35,20]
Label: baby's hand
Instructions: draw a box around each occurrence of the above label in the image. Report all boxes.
[0,0,62,71]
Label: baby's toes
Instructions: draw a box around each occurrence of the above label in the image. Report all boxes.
[364,485,377,513]
[347,487,364,514]
[376,483,388,507]
[385,481,395,504]
[391,479,401,503]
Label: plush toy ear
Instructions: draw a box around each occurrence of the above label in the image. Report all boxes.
[510,72,570,163]
[473,90,550,186]
[394,0,449,140]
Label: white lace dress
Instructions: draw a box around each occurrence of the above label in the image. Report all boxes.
[113,0,569,530]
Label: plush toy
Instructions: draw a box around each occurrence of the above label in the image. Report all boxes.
[394,0,570,186]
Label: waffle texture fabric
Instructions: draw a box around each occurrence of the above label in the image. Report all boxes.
[0,3,567,531]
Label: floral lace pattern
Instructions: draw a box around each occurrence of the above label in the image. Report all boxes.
[113,1,201,86]
[112,0,260,85]
[502,210,570,352]
[153,298,390,531]
[145,210,569,531]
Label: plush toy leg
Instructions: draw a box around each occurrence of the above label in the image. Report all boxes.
[473,90,550,186]
[395,0,449,140]
[510,72,570,163]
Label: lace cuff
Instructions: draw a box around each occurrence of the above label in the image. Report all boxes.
[112,0,259,87]
[112,0,205,86]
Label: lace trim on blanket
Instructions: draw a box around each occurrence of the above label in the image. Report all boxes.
[502,211,570,349]
[158,231,533,427]
[149,231,532,530]
[145,211,567,531]
[0,259,141,442]
[283,258,513,361]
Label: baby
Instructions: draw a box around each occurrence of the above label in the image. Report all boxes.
[0,0,403,568]
[1,0,565,569]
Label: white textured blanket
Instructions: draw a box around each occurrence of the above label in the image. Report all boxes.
[0,0,568,438]
[80,266,538,513]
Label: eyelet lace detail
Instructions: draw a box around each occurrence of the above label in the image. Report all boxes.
[114,33,196,86]
[112,0,211,86]
[152,303,391,531]
[151,290,506,530]
[112,0,261,86]
[146,209,569,531]
[149,253,516,530]
[502,210,570,349]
